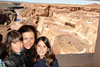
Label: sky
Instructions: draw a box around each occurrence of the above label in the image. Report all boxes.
[1,0,100,5]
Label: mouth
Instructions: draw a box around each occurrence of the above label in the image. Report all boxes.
[16,48,21,51]
[39,51,45,55]
[24,45,31,49]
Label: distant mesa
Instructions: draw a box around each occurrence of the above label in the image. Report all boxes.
[13,3,21,5]
[84,3,100,8]
[89,3,100,6]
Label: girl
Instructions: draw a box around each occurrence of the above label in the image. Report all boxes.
[0,30,25,67]
[18,25,37,67]
[33,36,59,67]
[18,25,37,50]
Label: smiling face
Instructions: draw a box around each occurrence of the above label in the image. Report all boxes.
[36,40,48,59]
[11,40,23,54]
[22,31,35,49]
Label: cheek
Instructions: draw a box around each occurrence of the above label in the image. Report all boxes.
[30,40,35,45]
[23,40,27,44]
[11,44,15,49]
[36,47,41,53]
[42,48,48,53]
[20,43,23,48]
[31,40,34,43]
[36,47,40,52]
[44,49,48,53]
[11,45,16,52]
[11,46,14,50]
[30,38,35,43]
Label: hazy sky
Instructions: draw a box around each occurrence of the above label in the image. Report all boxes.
[1,0,100,5]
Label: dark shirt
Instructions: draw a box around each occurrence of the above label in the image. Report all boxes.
[4,52,25,67]
[0,44,3,56]
[33,58,59,67]
[24,47,34,67]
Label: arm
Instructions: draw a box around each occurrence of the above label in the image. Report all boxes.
[5,59,16,67]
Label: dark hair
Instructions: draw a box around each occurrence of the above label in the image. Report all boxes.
[33,36,56,66]
[18,25,37,45]
[1,30,23,61]
[0,34,2,43]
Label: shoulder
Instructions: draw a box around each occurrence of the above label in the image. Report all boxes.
[5,56,16,67]
[5,54,25,67]
[51,59,59,67]
[33,59,46,67]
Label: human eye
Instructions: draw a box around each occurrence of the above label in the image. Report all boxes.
[30,37,34,40]
[18,41,22,43]
[12,41,17,44]
[43,45,47,48]
[23,38,27,40]
[37,44,41,47]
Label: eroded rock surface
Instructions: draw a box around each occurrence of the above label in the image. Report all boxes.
[0,2,100,54]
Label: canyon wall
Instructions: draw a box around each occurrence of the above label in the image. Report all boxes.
[0,2,100,54]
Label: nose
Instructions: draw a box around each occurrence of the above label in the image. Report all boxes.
[16,42,21,47]
[40,46,43,50]
[27,40,31,44]
[17,41,20,44]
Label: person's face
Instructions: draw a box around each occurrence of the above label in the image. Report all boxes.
[22,31,35,49]
[36,41,48,59]
[11,40,23,54]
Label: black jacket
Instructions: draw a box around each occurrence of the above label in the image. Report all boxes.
[33,58,59,67]
[0,44,3,56]
[24,47,35,67]
[4,52,25,67]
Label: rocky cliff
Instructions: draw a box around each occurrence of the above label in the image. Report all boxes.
[0,2,100,54]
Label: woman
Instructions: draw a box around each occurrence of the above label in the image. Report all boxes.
[0,30,25,67]
[18,25,37,67]
[33,36,59,67]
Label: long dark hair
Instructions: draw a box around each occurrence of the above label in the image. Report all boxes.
[33,36,56,66]
[1,30,23,61]
[18,25,37,45]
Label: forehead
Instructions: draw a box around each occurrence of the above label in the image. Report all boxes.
[22,31,34,37]
[12,39,21,43]
[23,31,34,35]
[37,41,46,46]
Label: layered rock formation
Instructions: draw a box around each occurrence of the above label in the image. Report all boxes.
[0,2,23,43]
[0,9,17,25]
[0,2,100,54]
[19,3,100,54]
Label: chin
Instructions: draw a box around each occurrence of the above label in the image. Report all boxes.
[25,47,31,49]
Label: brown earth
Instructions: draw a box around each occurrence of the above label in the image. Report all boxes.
[0,2,100,54]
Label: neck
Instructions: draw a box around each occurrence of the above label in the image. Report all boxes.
[40,56,44,59]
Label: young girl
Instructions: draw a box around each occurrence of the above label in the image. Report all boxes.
[18,25,37,67]
[33,36,59,67]
[0,30,25,67]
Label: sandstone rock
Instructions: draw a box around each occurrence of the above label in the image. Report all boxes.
[0,9,17,25]
[0,25,9,42]
[0,2,100,54]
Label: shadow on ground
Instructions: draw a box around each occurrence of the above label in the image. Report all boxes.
[56,53,93,67]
